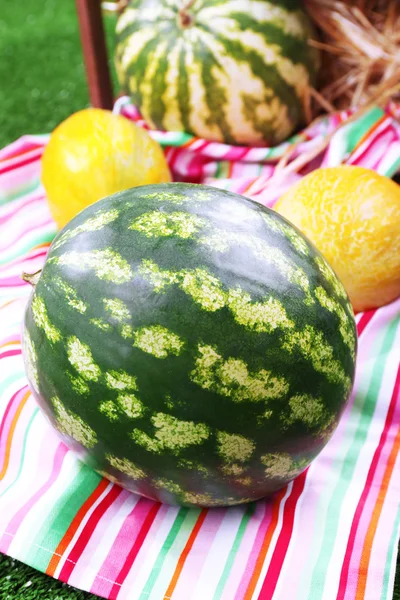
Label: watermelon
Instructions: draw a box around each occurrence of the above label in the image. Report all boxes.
[22,183,356,507]
[115,0,319,146]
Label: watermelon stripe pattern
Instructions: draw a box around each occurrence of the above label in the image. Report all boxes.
[0,118,400,599]
[115,0,319,145]
[23,183,356,507]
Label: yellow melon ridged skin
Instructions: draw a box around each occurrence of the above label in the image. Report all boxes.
[274,166,400,312]
[41,108,172,229]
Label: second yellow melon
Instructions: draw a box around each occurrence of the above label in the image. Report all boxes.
[274,166,400,312]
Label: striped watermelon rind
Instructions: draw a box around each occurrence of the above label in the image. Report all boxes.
[115,0,319,146]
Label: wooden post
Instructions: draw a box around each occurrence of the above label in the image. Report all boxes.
[75,0,114,109]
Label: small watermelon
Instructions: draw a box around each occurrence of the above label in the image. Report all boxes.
[22,183,356,507]
[115,0,319,146]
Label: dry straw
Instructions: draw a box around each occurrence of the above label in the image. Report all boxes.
[305,0,400,115]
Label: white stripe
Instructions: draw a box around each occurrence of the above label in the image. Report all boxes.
[0,222,54,263]
[0,411,56,534]
[7,451,81,559]
[191,507,249,600]
[118,27,161,78]
[0,374,27,414]
[184,30,216,141]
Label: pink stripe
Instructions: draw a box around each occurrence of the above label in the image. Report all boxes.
[0,279,28,288]
[257,473,307,599]
[0,148,43,176]
[0,249,48,276]
[0,349,21,359]
[0,194,45,227]
[0,443,68,553]
[0,188,42,221]
[109,502,161,599]
[234,503,273,599]
[224,147,252,162]
[348,120,392,164]
[352,130,396,171]
[0,166,41,199]
[0,136,45,162]
[0,216,53,253]
[102,502,172,598]
[356,310,376,337]
[90,497,161,597]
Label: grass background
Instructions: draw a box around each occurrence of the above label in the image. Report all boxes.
[0,0,117,148]
[0,0,399,598]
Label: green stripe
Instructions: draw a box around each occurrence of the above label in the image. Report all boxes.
[381,504,400,600]
[139,507,189,598]
[143,509,202,598]
[178,42,191,134]
[195,37,234,144]
[0,409,39,501]
[213,503,256,599]
[307,316,400,599]
[339,107,385,155]
[25,466,102,570]
[150,36,177,131]
[0,178,41,207]
[198,24,300,125]
[126,36,165,110]
[152,130,193,147]
[226,13,317,76]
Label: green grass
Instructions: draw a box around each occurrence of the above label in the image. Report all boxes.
[0,555,99,599]
[0,0,117,149]
[0,1,400,598]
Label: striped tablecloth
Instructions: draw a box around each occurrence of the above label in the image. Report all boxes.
[0,102,400,600]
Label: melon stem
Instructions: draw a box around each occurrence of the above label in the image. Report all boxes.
[178,0,196,27]
[22,270,42,286]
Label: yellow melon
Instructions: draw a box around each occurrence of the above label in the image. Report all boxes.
[41,108,171,229]
[274,166,400,312]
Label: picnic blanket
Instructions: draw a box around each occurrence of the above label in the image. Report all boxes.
[0,99,399,600]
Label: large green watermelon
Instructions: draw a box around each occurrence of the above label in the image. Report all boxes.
[23,183,356,507]
[115,0,319,146]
